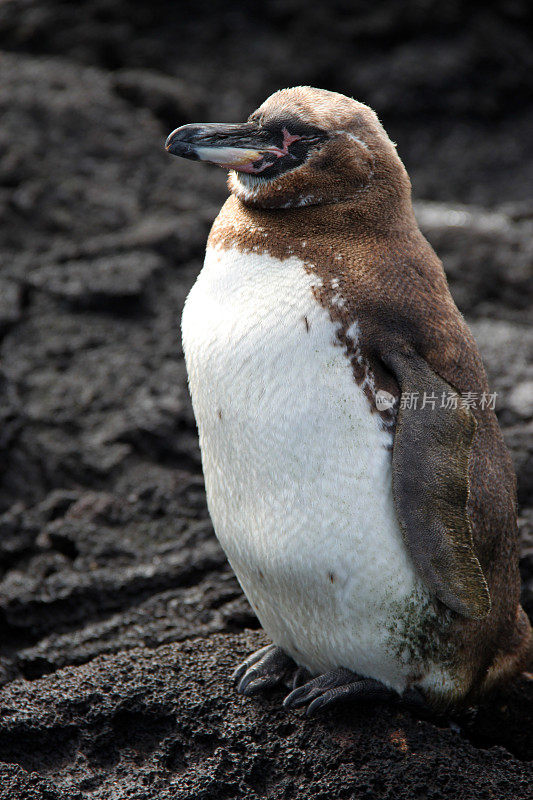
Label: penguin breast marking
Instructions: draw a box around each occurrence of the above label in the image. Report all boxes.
[182,243,450,694]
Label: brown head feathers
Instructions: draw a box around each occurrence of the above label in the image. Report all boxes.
[229,86,412,218]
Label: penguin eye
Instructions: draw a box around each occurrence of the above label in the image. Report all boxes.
[304,134,326,146]
[275,119,328,145]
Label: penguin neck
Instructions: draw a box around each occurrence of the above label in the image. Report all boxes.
[228,148,415,232]
[212,191,418,249]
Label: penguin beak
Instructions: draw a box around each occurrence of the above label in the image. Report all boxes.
[165,122,290,174]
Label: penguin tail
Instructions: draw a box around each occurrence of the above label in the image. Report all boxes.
[478,605,533,695]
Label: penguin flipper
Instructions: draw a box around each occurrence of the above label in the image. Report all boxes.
[384,350,491,620]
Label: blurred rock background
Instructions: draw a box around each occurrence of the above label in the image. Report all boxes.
[0,1,532,798]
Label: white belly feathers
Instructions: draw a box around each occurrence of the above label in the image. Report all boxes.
[181,243,436,692]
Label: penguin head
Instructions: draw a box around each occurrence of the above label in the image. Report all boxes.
[166,86,411,213]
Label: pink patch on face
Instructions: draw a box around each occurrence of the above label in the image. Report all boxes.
[266,128,302,159]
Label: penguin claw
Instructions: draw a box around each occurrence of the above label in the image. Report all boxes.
[283,667,355,708]
[239,673,283,696]
[283,669,396,715]
[232,644,275,684]
[233,645,295,696]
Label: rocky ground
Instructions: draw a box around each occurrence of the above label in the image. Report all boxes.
[0,2,532,798]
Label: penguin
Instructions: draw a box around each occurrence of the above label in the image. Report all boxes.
[165,87,532,714]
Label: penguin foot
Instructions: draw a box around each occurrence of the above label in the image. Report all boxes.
[283,668,396,716]
[233,644,295,696]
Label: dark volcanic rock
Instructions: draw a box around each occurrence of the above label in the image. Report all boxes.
[112,69,204,130]
[25,252,165,310]
[0,474,256,683]
[0,279,22,335]
[0,1,532,796]
[416,203,533,321]
[0,633,532,800]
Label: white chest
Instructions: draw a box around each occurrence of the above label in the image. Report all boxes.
[181,243,435,691]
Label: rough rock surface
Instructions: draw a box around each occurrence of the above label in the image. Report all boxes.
[0,633,532,800]
[0,2,532,797]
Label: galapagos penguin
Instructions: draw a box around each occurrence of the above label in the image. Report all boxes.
[165,87,531,714]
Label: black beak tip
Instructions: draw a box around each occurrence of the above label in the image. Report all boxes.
[165,129,181,154]
[165,128,199,159]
